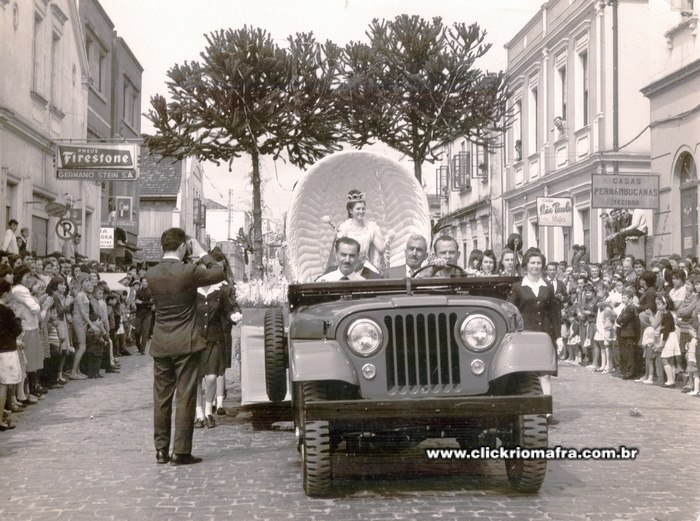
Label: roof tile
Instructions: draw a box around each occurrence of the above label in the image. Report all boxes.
[139,146,182,197]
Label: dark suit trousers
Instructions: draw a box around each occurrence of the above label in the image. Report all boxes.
[153,350,202,455]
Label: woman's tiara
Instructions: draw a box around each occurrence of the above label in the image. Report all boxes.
[347,192,365,202]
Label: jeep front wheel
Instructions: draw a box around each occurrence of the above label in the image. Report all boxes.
[302,420,332,496]
[504,374,548,493]
[264,308,287,403]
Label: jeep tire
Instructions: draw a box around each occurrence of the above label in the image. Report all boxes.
[504,373,548,493]
[302,420,332,496]
[264,308,287,403]
[300,382,333,496]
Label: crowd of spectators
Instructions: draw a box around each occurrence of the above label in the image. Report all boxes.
[394,233,700,399]
[553,250,700,396]
[0,246,152,431]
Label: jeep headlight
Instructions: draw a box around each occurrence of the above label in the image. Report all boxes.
[459,314,496,352]
[346,318,383,356]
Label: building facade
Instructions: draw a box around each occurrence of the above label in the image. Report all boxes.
[79,0,143,263]
[502,0,654,265]
[137,146,205,263]
[641,0,699,259]
[433,137,503,267]
[0,0,95,257]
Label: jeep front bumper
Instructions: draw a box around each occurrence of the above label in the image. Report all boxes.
[304,394,552,421]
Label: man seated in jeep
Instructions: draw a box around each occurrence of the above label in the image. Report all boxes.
[416,235,465,278]
[316,237,380,281]
[384,233,429,278]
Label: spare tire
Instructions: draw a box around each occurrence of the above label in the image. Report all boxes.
[264,308,287,402]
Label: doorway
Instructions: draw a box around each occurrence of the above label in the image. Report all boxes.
[678,153,697,258]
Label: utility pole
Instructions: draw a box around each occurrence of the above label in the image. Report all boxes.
[610,0,619,174]
[227,188,233,245]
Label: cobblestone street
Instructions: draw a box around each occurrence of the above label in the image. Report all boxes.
[1,349,700,521]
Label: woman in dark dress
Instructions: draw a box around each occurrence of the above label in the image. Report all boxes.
[508,248,562,424]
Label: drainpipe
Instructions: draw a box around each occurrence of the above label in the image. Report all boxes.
[611,0,619,174]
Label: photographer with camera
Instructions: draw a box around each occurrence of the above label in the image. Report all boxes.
[146,228,225,466]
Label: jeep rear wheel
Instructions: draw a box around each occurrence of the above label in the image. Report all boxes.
[504,374,548,493]
[264,308,287,403]
[302,420,332,497]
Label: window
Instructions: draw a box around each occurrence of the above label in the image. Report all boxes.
[580,208,590,251]
[132,89,140,129]
[528,84,539,155]
[576,50,589,128]
[32,12,44,93]
[98,51,106,92]
[556,65,567,122]
[513,99,522,161]
[86,32,107,94]
[451,151,470,190]
[123,81,133,126]
[50,32,60,103]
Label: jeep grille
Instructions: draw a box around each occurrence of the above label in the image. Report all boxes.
[384,312,460,393]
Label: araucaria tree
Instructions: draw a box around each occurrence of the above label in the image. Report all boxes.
[339,15,508,183]
[146,27,344,278]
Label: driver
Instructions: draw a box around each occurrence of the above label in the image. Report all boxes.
[384,234,429,278]
[416,235,465,278]
[317,237,379,281]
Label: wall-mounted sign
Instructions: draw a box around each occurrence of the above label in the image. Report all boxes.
[56,144,139,181]
[591,174,660,209]
[537,197,573,227]
[100,227,115,249]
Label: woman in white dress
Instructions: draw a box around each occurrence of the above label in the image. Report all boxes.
[335,190,386,274]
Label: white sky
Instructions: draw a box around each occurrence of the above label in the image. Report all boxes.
[98,0,544,219]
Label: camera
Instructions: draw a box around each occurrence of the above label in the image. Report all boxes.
[183,238,194,262]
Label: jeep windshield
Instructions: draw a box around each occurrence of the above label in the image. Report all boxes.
[288,275,519,310]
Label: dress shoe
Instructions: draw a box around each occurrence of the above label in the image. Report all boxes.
[205,414,216,429]
[193,418,205,429]
[106,367,120,373]
[0,420,16,431]
[120,351,132,356]
[216,407,226,416]
[156,449,170,464]
[170,453,202,466]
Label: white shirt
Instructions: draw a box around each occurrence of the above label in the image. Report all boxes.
[521,276,548,298]
[317,269,364,282]
[624,209,648,233]
[2,229,18,254]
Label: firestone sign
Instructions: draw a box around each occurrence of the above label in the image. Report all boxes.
[56,144,139,181]
[537,197,573,227]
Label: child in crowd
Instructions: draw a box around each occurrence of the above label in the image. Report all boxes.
[565,316,581,365]
[638,306,660,385]
[657,295,680,387]
[591,285,609,371]
[579,284,598,366]
[684,327,699,395]
[44,307,63,388]
[84,289,107,379]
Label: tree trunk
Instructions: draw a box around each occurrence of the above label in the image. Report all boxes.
[250,147,265,279]
[413,160,422,184]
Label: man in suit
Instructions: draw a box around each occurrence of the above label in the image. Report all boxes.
[317,237,380,281]
[416,235,465,278]
[545,261,568,304]
[146,227,225,466]
[384,234,429,278]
